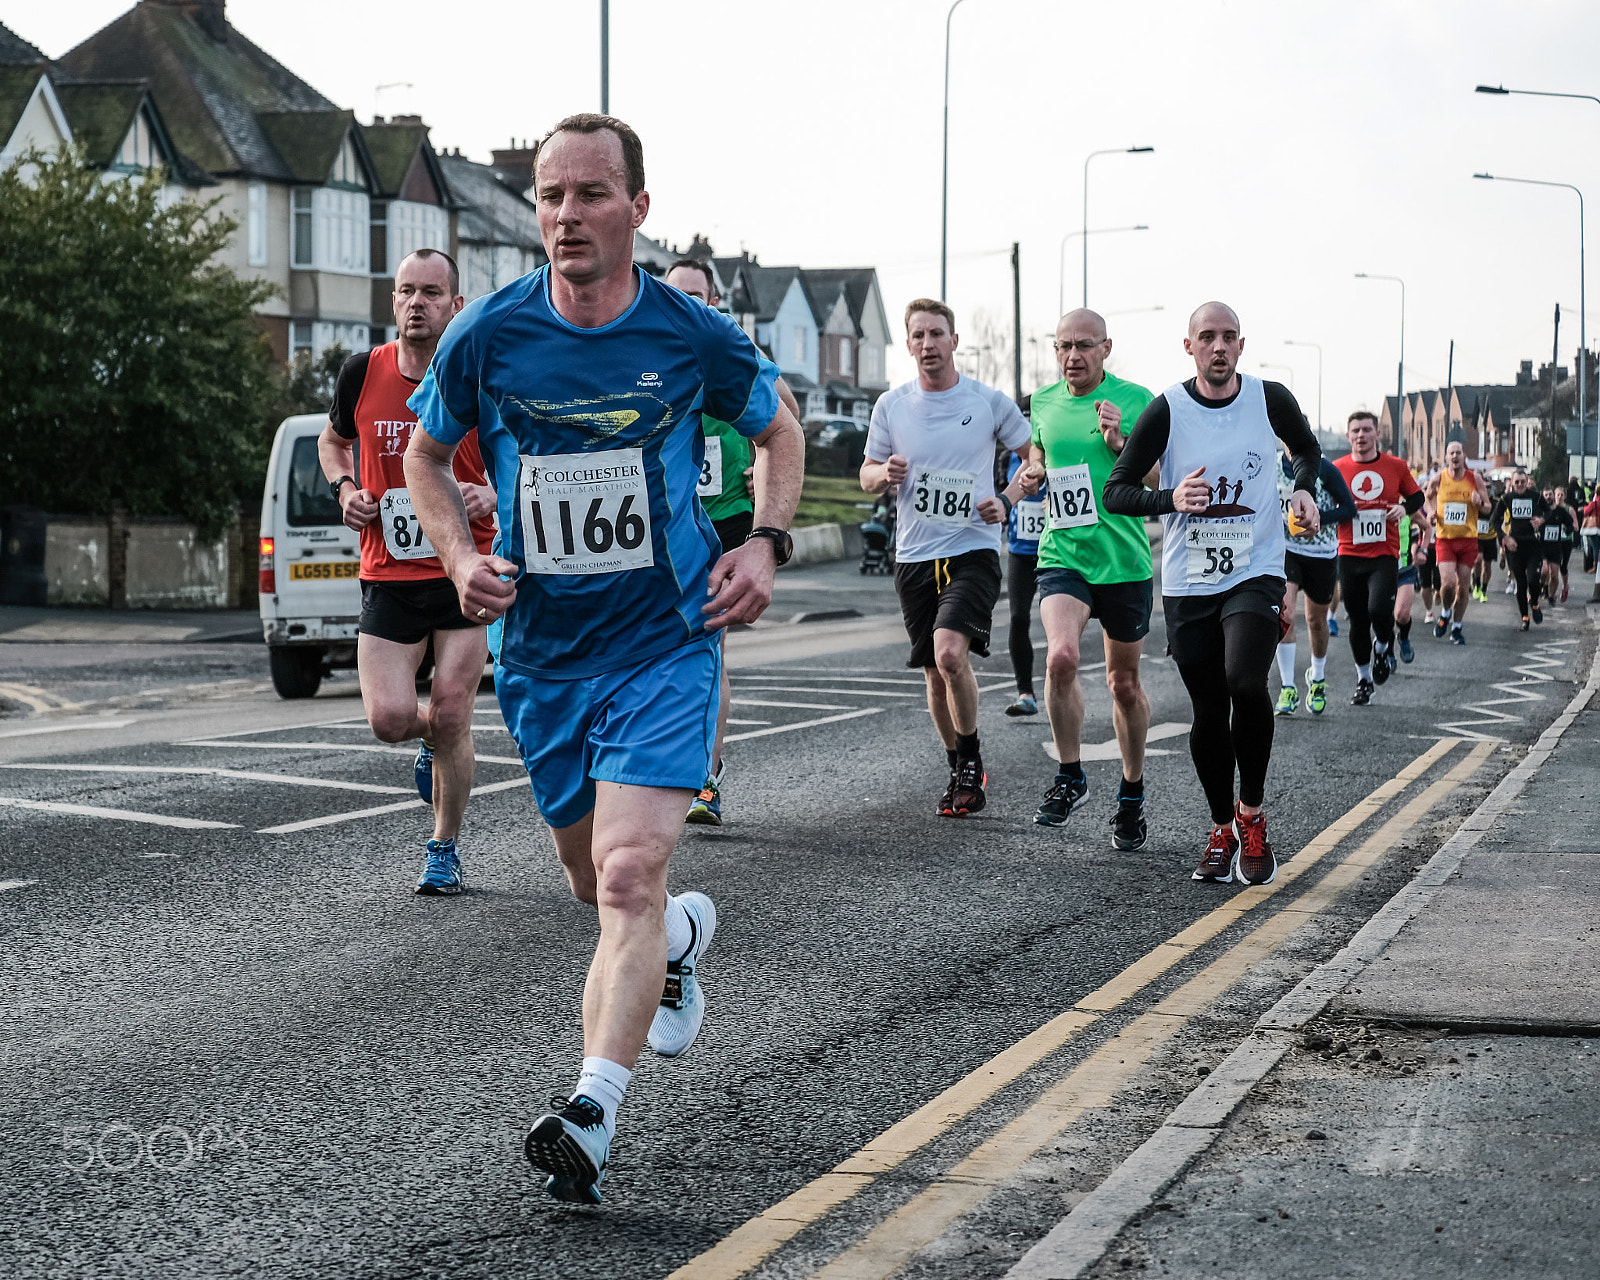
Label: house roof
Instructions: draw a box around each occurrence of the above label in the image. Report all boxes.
[0,21,44,66]
[0,65,48,144]
[57,0,338,180]
[359,119,449,202]
[437,152,543,251]
[256,107,367,184]
[800,267,878,336]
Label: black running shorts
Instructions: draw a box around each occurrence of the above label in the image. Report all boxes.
[1036,567,1152,643]
[1283,552,1338,606]
[894,549,1003,669]
[1163,575,1288,667]
[712,510,753,556]
[359,577,480,645]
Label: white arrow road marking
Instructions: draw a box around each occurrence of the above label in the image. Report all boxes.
[0,797,237,829]
[1042,722,1190,763]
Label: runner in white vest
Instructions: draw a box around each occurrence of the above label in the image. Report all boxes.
[1103,302,1321,887]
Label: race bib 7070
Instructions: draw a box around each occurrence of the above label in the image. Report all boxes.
[518,448,654,575]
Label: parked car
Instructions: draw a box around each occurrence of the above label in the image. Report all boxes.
[258,414,359,698]
[805,414,869,447]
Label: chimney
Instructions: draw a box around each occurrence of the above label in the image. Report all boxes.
[1518,359,1533,387]
[390,114,422,126]
[158,0,229,41]
[490,142,539,190]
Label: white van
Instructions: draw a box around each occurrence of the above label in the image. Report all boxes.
[258,413,360,698]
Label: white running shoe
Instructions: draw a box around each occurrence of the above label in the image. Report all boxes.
[647,892,717,1058]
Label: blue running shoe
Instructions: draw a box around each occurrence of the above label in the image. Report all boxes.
[685,762,725,827]
[415,838,462,895]
[648,891,717,1057]
[414,739,434,804]
[1398,636,1414,663]
[1327,615,1339,637]
[525,1094,610,1204]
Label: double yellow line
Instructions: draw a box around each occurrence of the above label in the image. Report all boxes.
[671,736,1492,1280]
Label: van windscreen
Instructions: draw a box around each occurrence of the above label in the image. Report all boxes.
[287,435,343,527]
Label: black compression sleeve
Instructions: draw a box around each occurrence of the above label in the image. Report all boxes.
[1262,381,1320,493]
[1403,490,1425,515]
[329,349,372,440]
[1319,458,1358,524]
[1102,395,1173,517]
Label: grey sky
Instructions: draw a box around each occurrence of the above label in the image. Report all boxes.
[16,0,1600,420]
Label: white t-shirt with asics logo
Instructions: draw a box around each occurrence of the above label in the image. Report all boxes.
[865,374,1031,563]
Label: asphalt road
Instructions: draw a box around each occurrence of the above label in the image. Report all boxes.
[0,556,1590,1279]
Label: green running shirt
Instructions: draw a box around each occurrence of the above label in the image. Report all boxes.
[1030,372,1155,583]
[700,414,754,522]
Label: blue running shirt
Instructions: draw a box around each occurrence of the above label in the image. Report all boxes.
[410,266,780,679]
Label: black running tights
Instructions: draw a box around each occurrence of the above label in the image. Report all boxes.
[1176,612,1279,825]
[1337,555,1398,666]
[1007,551,1038,695]
[1508,543,1544,616]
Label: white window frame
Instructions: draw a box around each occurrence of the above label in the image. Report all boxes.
[385,200,450,276]
[291,188,313,267]
[247,182,268,266]
[839,337,852,377]
[792,327,806,363]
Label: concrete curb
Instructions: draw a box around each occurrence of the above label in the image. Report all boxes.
[1006,623,1600,1280]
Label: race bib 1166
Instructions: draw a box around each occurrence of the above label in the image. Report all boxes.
[379,488,436,562]
[519,448,654,576]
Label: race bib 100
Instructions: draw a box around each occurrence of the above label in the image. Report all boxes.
[697,437,723,498]
[911,468,977,527]
[379,488,436,562]
[1352,507,1388,545]
[1185,523,1253,584]
[1045,463,1098,530]
[1014,498,1047,541]
[519,448,654,576]
[1442,502,1468,527]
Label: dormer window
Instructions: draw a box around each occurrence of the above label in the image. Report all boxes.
[113,107,158,172]
[329,133,367,190]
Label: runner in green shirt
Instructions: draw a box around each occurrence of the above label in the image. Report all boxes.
[699,415,754,529]
[1022,309,1158,848]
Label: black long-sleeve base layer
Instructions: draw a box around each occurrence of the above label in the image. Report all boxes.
[1008,551,1037,695]
[1174,611,1279,825]
[1337,555,1398,667]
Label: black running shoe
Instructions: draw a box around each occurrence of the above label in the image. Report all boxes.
[1451,627,1465,646]
[1432,617,1448,639]
[1532,605,1543,624]
[1350,678,1375,706]
[1035,774,1088,827]
[944,758,986,817]
[935,770,956,817]
[1520,616,1531,632]
[1373,648,1392,685]
[1110,795,1147,850]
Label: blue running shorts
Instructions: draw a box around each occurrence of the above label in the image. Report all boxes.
[496,638,721,829]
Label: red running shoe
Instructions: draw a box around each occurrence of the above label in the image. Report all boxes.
[1192,822,1239,883]
[1236,804,1278,885]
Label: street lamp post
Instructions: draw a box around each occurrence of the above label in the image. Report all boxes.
[1356,273,1406,457]
[1259,362,1295,390]
[1284,339,1323,431]
[600,0,609,113]
[939,0,969,301]
[1474,172,1587,481]
[1057,225,1148,317]
[1083,147,1153,308]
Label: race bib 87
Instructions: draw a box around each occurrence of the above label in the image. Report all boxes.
[518,448,654,576]
[379,488,435,562]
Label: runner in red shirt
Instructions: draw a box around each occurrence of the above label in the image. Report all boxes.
[1333,410,1424,705]
[318,248,495,895]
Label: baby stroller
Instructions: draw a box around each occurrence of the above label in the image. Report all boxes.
[859,494,896,575]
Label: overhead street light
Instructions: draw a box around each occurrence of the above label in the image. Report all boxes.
[1284,339,1323,431]
[939,0,970,301]
[1083,147,1154,308]
[1356,273,1406,457]
[1476,84,1600,108]
[1057,225,1148,317]
[1473,172,1587,477]
[1259,361,1295,390]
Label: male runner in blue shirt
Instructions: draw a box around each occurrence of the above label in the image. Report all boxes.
[404,113,804,1205]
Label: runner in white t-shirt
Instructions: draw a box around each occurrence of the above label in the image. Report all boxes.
[862,298,1034,818]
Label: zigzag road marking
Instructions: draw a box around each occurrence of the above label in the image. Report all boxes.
[1435,639,1579,740]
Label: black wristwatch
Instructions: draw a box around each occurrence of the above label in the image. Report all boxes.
[748,526,793,566]
[329,475,356,502]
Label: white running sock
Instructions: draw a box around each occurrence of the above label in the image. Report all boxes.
[1310,654,1327,681]
[1276,642,1296,687]
[1357,662,1373,681]
[574,1056,631,1140]
[1374,640,1390,656]
[1439,608,1451,622]
[664,893,694,961]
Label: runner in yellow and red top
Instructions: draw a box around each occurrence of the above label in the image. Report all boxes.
[1423,440,1490,644]
[318,248,496,895]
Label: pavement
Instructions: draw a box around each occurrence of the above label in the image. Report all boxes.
[1,558,1597,1279]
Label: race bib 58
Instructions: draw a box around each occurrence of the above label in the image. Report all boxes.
[1185,523,1253,584]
